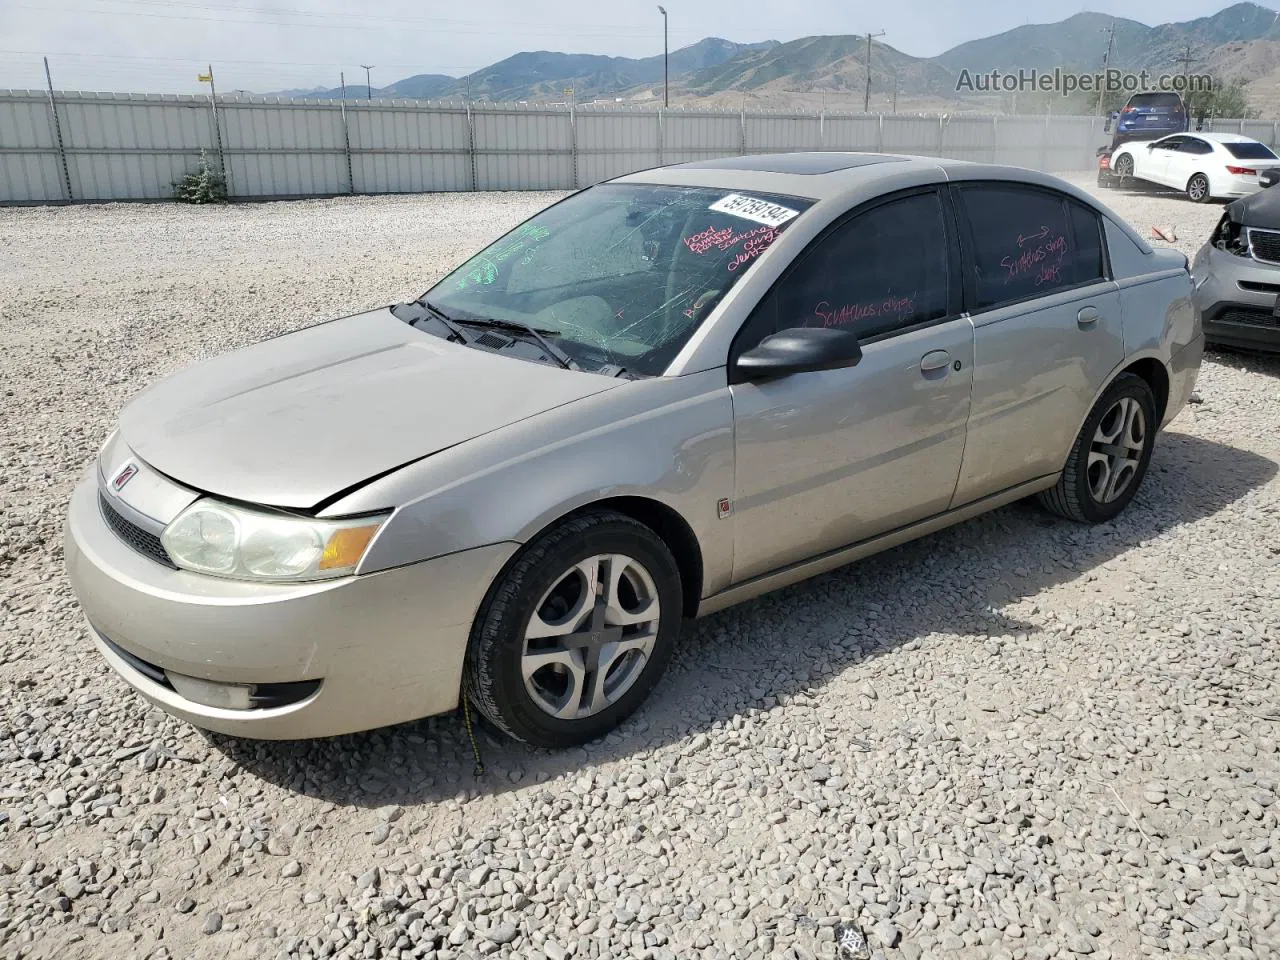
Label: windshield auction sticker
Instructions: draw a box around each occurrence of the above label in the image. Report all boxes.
[709,193,800,228]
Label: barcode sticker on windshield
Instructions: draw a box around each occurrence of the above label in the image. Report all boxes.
[709,193,800,228]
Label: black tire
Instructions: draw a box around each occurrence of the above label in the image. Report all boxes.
[1187,173,1211,203]
[464,510,683,748]
[1037,373,1158,524]
[1113,153,1134,179]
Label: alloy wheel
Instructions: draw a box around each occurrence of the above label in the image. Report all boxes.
[521,554,661,720]
[1087,396,1146,504]
[1188,175,1209,202]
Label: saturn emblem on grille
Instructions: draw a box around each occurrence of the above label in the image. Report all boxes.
[111,461,139,493]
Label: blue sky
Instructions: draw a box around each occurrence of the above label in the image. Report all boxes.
[0,0,1269,93]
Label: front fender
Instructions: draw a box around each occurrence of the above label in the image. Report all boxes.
[338,369,737,598]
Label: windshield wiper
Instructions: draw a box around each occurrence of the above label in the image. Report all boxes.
[454,317,580,371]
[412,299,469,343]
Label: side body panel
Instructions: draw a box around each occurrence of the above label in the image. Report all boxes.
[729,318,974,582]
[952,282,1124,505]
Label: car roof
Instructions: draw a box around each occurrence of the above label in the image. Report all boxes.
[612,151,1098,202]
[1181,132,1255,144]
[610,150,1154,253]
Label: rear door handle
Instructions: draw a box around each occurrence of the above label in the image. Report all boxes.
[920,349,951,374]
[1078,306,1100,326]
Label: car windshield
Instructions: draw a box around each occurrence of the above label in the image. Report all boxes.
[1129,93,1182,109]
[420,183,814,376]
[1225,141,1279,160]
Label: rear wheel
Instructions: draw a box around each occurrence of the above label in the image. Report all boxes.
[1187,173,1211,203]
[464,510,682,748]
[1037,373,1157,524]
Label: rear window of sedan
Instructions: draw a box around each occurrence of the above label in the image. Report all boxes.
[1224,141,1279,160]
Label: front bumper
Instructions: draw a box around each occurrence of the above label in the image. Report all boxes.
[65,470,517,739]
[1192,243,1280,352]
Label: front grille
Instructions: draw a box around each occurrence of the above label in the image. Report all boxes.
[1248,228,1280,265]
[1214,308,1280,329]
[98,494,176,568]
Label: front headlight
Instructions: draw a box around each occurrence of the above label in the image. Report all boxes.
[161,499,386,582]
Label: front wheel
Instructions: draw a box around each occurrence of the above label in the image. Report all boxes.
[1037,373,1158,524]
[464,510,683,748]
[1187,173,1211,203]
[1113,153,1134,179]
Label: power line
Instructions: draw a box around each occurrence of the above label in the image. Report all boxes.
[7,2,685,41]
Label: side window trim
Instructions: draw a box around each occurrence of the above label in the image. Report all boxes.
[1067,198,1112,284]
[949,181,1113,317]
[727,184,961,368]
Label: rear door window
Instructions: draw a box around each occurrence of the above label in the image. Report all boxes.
[955,184,1108,310]
[1178,138,1214,155]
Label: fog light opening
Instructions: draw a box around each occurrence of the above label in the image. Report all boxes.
[164,671,254,710]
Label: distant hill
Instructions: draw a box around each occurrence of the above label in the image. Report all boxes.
[685,35,955,99]
[261,38,774,102]
[452,38,777,102]
[938,3,1280,76]
[258,4,1280,116]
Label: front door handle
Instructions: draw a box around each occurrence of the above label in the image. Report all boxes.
[920,349,951,374]
[1078,306,1100,326]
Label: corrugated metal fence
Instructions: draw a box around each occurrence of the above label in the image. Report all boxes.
[2,89,1275,205]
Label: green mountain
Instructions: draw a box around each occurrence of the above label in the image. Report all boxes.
[685,34,955,98]
[453,38,777,101]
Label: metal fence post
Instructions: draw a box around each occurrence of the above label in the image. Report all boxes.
[1040,112,1050,172]
[878,113,885,153]
[466,103,478,191]
[819,104,825,149]
[938,115,945,158]
[658,108,665,165]
[338,92,355,194]
[990,115,998,164]
[739,105,746,155]
[42,57,73,201]
[569,104,579,189]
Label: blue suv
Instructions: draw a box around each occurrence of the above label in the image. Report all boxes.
[1108,92,1189,148]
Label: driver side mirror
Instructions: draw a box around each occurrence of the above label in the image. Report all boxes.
[733,326,863,383]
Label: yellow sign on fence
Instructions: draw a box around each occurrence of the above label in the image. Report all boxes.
[197,73,212,83]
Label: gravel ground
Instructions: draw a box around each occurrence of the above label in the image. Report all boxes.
[2,175,1279,960]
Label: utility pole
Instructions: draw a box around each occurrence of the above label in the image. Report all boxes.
[657,6,669,107]
[361,64,374,99]
[1096,18,1116,116]
[1173,43,1200,77]
[197,64,228,184]
[864,30,885,113]
[42,57,73,201]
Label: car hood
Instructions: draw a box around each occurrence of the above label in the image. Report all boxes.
[118,308,621,509]
[1227,185,1280,229]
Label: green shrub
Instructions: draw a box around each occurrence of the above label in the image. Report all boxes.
[174,151,228,204]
